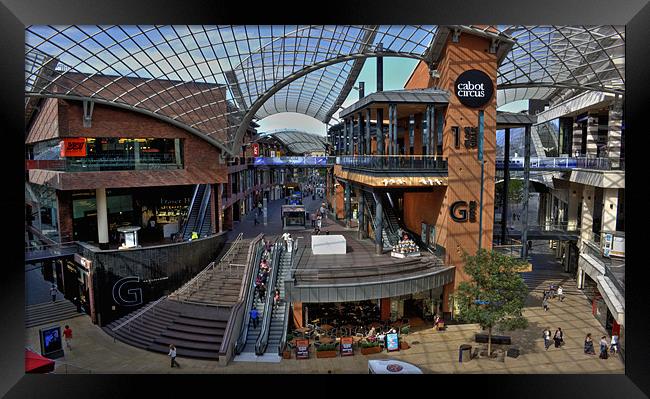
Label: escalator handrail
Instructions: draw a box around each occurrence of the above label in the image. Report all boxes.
[255,237,283,355]
[181,184,202,239]
[234,239,265,354]
[277,250,293,356]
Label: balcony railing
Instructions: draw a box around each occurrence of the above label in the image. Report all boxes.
[496,156,624,171]
[26,158,182,172]
[582,238,625,297]
[339,155,448,172]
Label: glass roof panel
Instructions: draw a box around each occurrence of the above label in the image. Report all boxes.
[26,25,624,154]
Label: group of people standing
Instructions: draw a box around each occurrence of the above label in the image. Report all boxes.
[584,333,619,359]
[542,283,564,312]
[542,327,565,350]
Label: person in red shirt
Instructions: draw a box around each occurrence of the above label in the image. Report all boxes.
[63,325,73,349]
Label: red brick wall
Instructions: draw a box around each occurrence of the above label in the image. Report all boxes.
[26,98,60,144]
[405,61,435,90]
[28,101,227,189]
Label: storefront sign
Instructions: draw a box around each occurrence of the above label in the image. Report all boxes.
[296,339,310,359]
[252,143,260,157]
[386,333,399,352]
[450,201,477,223]
[112,276,143,307]
[454,70,494,108]
[60,138,87,157]
[74,254,92,270]
[340,337,354,356]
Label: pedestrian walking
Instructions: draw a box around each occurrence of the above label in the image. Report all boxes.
[542,296,549,312]
[543,328,552,351]
[310,212,316,228]
[316,214,322,231]
[273,288,281,310]
[254,215,259,225]
[50,284,57,303]
[258,201,263,216]
[610,334,619,355]
[584,333,596,355]
[259,283,267,302]
[599,336,609,359]
[553,327,564,348]
[557,285,564,302]
[168,344,181,368]
[250,307,259,329]
[63,325,73,350]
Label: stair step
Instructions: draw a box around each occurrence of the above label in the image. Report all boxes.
[167,324,225,336]
[161,330,223,343]
[147,343,219,360]
[153,337,221,351]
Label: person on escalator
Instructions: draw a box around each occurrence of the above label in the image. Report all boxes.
[273,289,282,310]
[250,307,259,329]
[258,283,267,302]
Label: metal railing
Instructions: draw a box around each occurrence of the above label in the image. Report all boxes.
[26,158,182,172]
[256,239,282,355]
[234,238,265,354]
[110,295,167,340]
[168,233,244,302]
[496,156,619,171]
[582,239,625,296]
[339,155,448,172]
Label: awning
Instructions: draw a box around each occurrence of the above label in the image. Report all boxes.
[25,348,55,374]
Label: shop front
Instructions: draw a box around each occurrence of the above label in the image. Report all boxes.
[59,254,96,322]
[282,205,306,230]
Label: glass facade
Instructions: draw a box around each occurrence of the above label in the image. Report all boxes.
[32,138,183,171]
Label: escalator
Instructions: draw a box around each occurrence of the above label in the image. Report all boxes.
[255,239,284,356]
[362,191,398,250]
[181,184,212,240]
[379,192,434,254]
[233,240,271,356]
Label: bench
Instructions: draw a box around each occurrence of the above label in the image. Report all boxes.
[474,334,511,345]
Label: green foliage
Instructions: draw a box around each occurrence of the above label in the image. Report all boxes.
[316,343,337,352]
[454,249,529,333]
[361,340,380,348]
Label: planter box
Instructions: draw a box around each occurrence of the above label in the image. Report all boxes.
[361,346,382,355]
[400,342,410,350]
[316,350,338,358]
[282,350,292,359]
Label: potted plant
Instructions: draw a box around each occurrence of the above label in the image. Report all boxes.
[360,340,382,355]
[399,336,410,350]
[316,343,338,358]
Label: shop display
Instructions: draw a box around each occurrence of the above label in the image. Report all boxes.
[391,238,420,258]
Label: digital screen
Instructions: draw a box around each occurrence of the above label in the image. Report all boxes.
[253,156,328,166]
[386,333,399,352]
[40,326,63,356]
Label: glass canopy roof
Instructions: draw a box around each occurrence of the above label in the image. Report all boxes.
[25,25,624,155]
[261,129,327,155]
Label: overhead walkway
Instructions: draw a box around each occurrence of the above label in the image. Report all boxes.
[494,222,579,241]
[25,242,80,264]
[496,156,614,172]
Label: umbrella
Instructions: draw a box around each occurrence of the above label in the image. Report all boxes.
[25,349,55,374]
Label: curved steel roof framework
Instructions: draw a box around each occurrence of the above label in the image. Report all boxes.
[261,129,327,155]
[25,25,624,155]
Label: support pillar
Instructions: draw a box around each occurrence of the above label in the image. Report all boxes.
[572,118,582,157]
[209,184,217,234]
[501,127,510,244]
[217,184,223,233]
[365,108,371,155]
[601,188,619,233]
[389,103,398,155]
[567,184,580,231]
[344,183,351,228]
[95,188,109,250]
[432,107,439,157]
[521,125,531,258]
[357,112,364,155]
[376,108,384,156]
[374,194,383,255]
[358,190,366,239]
[607,97,622,168]
[580,186,595,246]
[586,112,599,157]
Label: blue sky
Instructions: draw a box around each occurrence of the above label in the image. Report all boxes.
[256,57,528,135]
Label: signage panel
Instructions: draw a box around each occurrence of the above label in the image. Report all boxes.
[39,325,64,359]
[386,333,399,352]
[252,143,259,157]
[340,337,354,356]
[454,69,494,108]
[296,339,310,359]
[60,138,87,157]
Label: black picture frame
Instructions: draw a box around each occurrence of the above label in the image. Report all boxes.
[2,0,648,397]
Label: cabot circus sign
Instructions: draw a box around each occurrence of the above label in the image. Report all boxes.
[454,70,494,108]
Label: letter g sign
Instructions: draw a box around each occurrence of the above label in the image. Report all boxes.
[450,201,468,222]
[112,276,143,307]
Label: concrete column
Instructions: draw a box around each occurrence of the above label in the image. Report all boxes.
[601,188,619,233]
[432,106,438,157]
[344,183,351,228]
[365,108,371,155]
[357,112,364,155]
[580,186,595,246]
[217,184,223,233]
[175,138,182,168]
[358,190,366,239]
[95,188,109,250]
[501,127,510,244]
[586,113,599,157]
[375,195,383,255]
[576,265,585,289]
[572,119,583,157]
[376,108,384,156]
[607,98,622,168]
[209,184,217,234]
[422,106,429,155]
[133,141,140,170]
[567,184,580,231]
[521,125,531,258]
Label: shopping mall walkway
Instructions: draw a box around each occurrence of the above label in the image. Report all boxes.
[26,236,623,374]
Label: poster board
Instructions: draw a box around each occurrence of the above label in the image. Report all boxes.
[39,325,64,359]
[296,339,310,359]
[386,333,400,352]
[340,337,354,356]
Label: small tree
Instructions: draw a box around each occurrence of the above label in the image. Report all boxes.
[454,249,529,357]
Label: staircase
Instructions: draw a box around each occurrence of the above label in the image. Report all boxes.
[238,247,269,354]
[105,234,254,360]
[265,248,290,355]
[362,191,396,250]
[25,300,83,328]
[182,184,212,240]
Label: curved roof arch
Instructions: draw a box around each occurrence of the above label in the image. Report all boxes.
[25,25,624,155]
